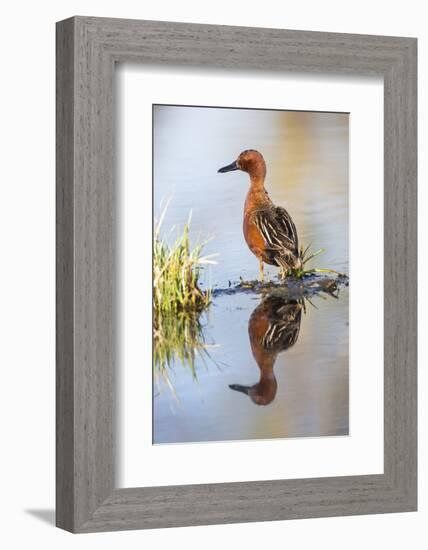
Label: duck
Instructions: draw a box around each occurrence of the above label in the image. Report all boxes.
[218,149,301,281]
[229,295,302,405]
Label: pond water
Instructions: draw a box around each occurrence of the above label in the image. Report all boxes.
[153,105,349,444]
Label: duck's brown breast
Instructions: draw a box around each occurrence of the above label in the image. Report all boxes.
[243,213,265,259]
[243,189,273,261]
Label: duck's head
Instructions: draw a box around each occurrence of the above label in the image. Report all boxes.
[218,149,266,180]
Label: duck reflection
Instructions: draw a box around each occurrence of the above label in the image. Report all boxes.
[229,294,303,405]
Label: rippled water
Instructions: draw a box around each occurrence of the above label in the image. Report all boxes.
[153,105,349,444]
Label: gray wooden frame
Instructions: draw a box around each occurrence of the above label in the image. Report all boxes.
[56,16,417,533]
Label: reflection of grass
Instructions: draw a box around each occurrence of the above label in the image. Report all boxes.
[153,204,218,398]
[154,311,217,399]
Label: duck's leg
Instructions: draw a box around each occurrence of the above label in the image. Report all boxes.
[259,259,264,282]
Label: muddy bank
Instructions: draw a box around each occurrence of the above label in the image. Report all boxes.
[212,272,349,300]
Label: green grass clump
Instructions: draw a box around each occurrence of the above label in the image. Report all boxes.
[153,207,216,314]
[287,243,344,280]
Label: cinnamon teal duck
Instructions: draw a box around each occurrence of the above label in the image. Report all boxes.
[218,149,301,281]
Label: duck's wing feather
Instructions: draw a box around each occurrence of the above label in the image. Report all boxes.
[274,206,299,253]
[253,206,299,256]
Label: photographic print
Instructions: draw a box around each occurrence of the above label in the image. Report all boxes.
[153,104,349,445]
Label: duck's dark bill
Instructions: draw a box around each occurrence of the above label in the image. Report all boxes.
[218,160,239,173]
[229,383,251,395]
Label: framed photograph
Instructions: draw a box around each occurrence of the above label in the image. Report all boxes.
[56,16,417,532]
